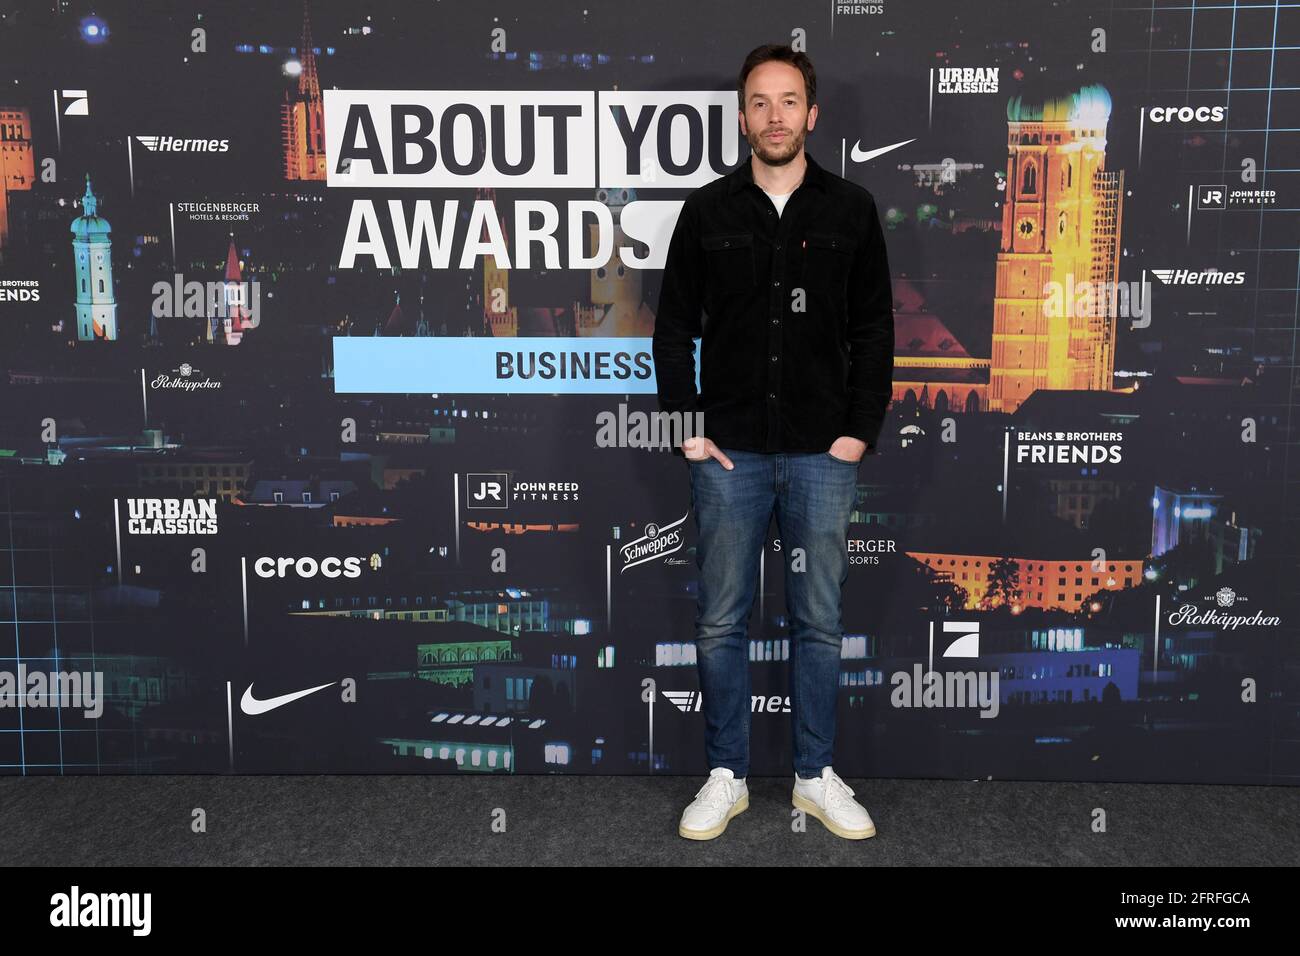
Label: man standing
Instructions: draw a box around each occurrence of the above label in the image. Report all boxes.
[652,43,895,840]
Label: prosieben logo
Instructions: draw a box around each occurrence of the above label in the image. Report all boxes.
[1149,268,1246,286]
[135,135,230,152]
[889,621,1000,719]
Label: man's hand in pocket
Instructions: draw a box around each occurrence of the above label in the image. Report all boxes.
[682,437,734,470]
[828,436,868,462]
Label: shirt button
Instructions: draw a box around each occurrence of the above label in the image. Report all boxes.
[772,318,779,325]
[770,355,779,362]
[772,280,779,287]
[775,243,782,251]
[768,392,777,399]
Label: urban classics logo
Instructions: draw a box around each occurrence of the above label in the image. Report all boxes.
[151,272,262,341]
[253,556,367,579]
[0,667,104,718]
[0,278,40,302]
[125,498,217,535]
[49,886,150,936]
[151,363,222,390]
[620,513,688,572]
[135,135,230,152]
[935,67,999,93]
[890,621,1000,718]
[1149,268,1246,285]
[1015,431,1124,465]
[662,690,791,714]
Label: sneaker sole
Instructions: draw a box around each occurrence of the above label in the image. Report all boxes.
[792,792,877,840]
[678,791,749,840]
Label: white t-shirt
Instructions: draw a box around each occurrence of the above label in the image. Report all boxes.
[766,189,795,217]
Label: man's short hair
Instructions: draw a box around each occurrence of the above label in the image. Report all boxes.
[737,44,817,110]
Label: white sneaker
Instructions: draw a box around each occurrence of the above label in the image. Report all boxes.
[679,767,749,840]
[792,767,876,839]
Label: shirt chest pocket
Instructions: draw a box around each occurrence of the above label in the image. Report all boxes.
[701,232,755,295]
[800,231,854,293]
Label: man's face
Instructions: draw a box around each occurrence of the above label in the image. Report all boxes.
[739,60,817,167]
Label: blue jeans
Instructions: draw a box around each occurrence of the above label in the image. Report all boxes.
[687,447,859,779]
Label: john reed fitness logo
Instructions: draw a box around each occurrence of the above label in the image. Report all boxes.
[465,472,581,509]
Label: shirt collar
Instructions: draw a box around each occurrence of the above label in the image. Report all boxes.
[728,147,828,195]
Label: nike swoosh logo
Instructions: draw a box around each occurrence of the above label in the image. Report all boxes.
[849,138,916,163]
[240,681,336,716]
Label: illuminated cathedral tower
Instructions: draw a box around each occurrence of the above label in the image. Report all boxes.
[71,174,117,341]
[988,82,1123,413]
[0,106,35,261]
[281,1,327,181]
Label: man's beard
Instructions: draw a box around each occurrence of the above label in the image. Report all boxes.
[746,123,807,166]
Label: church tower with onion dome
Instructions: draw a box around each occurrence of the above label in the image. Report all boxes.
[71,173,118,341]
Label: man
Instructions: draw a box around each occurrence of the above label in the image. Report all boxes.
[652,43,895,840]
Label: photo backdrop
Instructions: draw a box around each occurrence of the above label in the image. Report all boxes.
[0,0,1297,781]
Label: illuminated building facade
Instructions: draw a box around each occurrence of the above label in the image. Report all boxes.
[0,106,35,258]
[891,281,989,414]
[989,83,1124,413]
[906,550,1146,611]
[1150,485,1260,572]
[136,455,253,501]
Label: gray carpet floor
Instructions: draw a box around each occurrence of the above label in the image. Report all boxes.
[1,775,1295,866]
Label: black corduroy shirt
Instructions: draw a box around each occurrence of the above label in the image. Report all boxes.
[652,148,895,459]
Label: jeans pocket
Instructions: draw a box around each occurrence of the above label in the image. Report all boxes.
[825,451,860,465]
